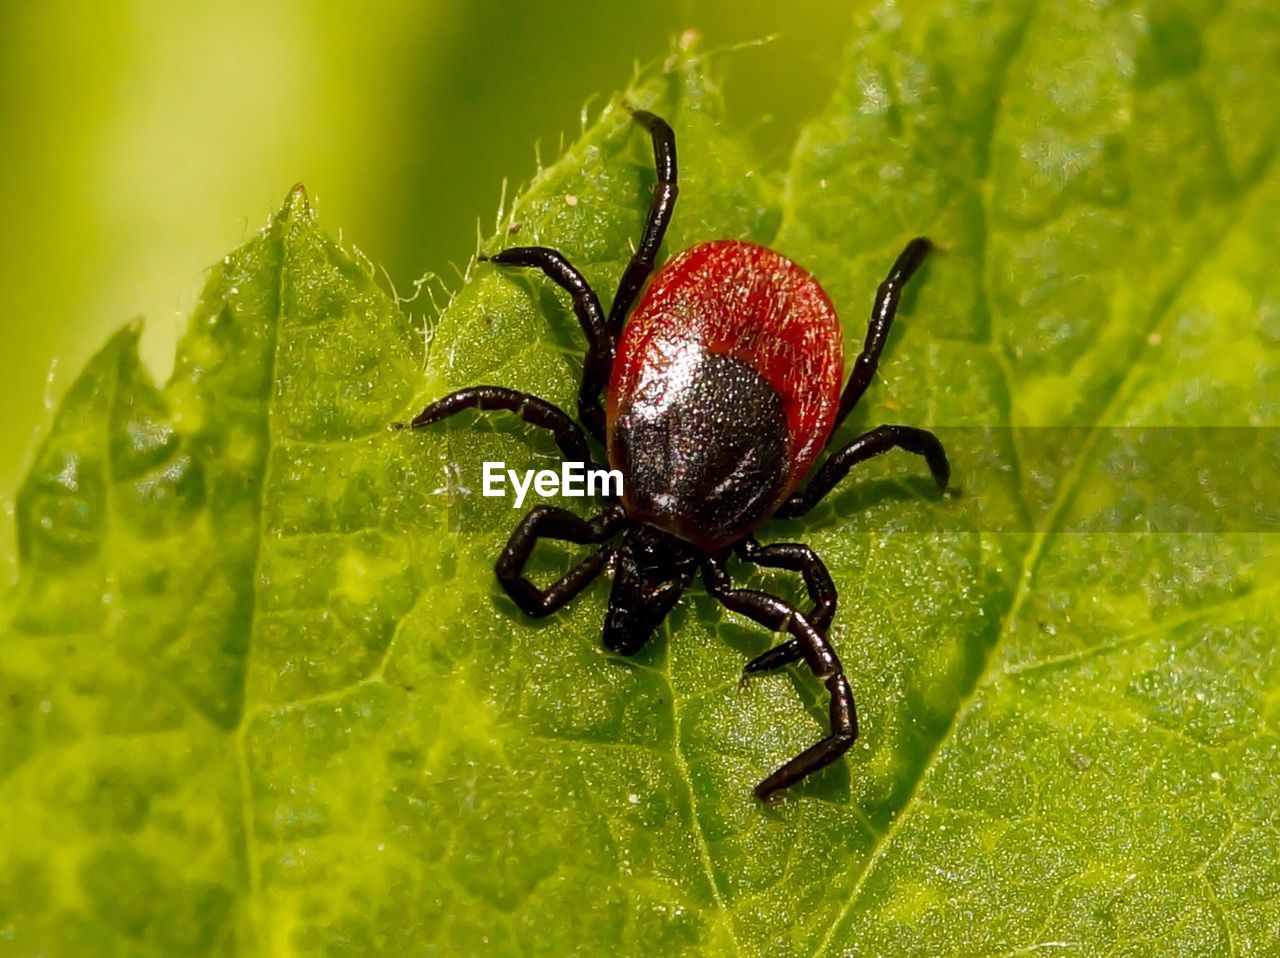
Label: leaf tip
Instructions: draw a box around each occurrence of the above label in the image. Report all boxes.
[280,182,313,221]
[677,27,702,54]
[123,315,145,340]
[98,317,145,360]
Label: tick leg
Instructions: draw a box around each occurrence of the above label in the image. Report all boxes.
[735,537,837,632]
[739,641,805,682]
[703,555,858,801]
[482,247,612,440]
[394,385,597,468]
[496,504,626,616]
[835,237,932,429]
[776,424,950,519]
[734,537,836,679]
[608,108,678,334]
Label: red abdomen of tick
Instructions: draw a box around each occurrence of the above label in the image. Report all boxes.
[606,240,843,550]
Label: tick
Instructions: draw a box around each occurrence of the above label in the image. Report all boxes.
[397,108,950,801]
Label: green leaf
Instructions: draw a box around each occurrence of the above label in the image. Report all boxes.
[4,7,1279,956]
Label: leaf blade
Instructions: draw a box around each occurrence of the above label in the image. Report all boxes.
[4,12,1280,956]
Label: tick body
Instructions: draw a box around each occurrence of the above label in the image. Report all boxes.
[398,107,950,801]
[609,240,844,550]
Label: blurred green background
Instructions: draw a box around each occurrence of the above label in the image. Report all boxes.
[0,1,854,529]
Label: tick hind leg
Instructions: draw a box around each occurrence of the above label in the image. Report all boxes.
[496,504,626,616]
[394,385,596,467]
[608,108,678,333]
[835,237,932,428]
[703,555,857,801]
[733,538,837,680]
[481,247,612,439]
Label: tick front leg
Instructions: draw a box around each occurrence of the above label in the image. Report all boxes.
[495,504,626,616]
[482,247,612,440]
[394,385,596,467]
[735,538,837,631]
[776,424,950,519]
[733,537,837,680]
[702,555,858,801]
